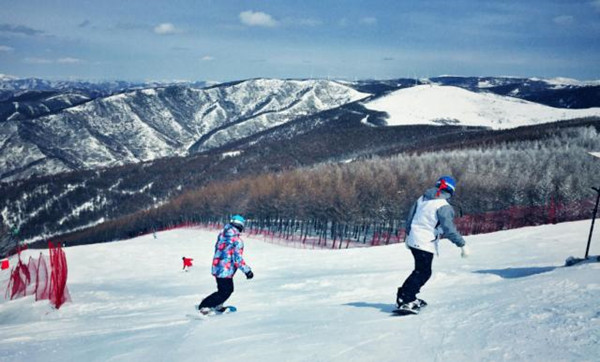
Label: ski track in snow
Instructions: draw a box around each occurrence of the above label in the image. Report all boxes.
[0,221,599,361]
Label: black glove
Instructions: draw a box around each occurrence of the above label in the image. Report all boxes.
[245,270,254,279]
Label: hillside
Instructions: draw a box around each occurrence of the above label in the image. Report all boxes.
[364,85,600,129]
[1,220,598,361]
[0,79,368,182]
[1,76,599,250]
[2,118,599,251]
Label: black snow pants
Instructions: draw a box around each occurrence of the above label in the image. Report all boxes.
[399,247,434,302]
[199,277,234,308]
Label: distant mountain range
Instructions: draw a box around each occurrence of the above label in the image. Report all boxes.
[0,74,599,246]
[0,79,367,182]
[1,76,599,183]
[0,75,209,96]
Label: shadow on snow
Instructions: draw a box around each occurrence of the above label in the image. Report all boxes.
[344,302,396,313]
[474,266,557,279]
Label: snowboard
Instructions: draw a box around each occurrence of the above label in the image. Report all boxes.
[391,308,419,316]
[187,306,237,320]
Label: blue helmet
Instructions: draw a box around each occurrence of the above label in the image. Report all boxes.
[435,176,456,195]
[230,214,246,229]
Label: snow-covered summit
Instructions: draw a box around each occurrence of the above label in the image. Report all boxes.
[0,74,17,81]
[364,85,600,129]
[537,77,600,88]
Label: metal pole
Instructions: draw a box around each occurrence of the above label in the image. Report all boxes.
[585,187,600,259]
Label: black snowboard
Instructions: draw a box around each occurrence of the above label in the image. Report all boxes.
[391,308,419,316]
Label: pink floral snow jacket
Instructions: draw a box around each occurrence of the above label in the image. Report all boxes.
[211,224,251,278]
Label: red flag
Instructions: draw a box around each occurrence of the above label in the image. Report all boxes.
[1,259,8,270]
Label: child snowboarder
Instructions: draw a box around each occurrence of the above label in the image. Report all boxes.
[396,176,469,314]
[198,215,253,315]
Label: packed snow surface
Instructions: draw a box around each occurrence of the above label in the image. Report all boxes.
[364,85,600,129]
[1,220,599,361]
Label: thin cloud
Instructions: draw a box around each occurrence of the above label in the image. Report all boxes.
[57,57,83,64]
[284,17,323,27]
[201,56,214,61]
[239,10,278,27]
[78,20,91,28]
[0,24,44,36]
[24,57,83,64]
[553,15,575,26]
[154,23,180,35]
[24,57,53,64]
[0,45,14,52]
[359,17,378,25]
[592,0,600,11]
[115,22,147,31]
[298,18,323,27]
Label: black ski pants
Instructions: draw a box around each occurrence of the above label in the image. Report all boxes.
[400,247,434,302]
[199,277,234,308]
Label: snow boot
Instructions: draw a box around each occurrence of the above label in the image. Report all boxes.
[397,288,427,309]
[397,299,421,314]
[396,288,404,308]
[198,307,214,315]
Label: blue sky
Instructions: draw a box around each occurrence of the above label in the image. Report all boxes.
[1,0,599,82]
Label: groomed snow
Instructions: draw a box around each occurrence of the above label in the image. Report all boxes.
[364,85,600,129]
[1,220,599,361]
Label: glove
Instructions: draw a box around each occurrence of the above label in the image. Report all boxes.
[460,246,470,258]
[245,270,254,279]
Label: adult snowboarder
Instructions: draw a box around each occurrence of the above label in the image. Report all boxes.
[198,215,253,315]
[396,176,469,314]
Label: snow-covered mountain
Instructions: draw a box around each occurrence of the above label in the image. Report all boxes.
[0,220,598,361]
[0,79,368,182]
[430,76,600,109]
[364,85,600,129]
[0,90,92,122]
[0,76,208,95]
[1,76,599,182]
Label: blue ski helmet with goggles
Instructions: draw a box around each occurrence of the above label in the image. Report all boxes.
[230,214,246,231]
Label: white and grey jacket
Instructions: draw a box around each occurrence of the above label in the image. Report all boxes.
[405,188,466,255]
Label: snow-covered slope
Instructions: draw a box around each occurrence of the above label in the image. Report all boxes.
[1,220,598,361]
[364,85,600,129]
[0,79,369,182]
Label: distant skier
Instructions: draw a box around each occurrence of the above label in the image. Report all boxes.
[182,257,193,271]
[396,176,469,314]
[198,215,253,315]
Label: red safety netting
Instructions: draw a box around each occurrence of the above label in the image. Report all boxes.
[5,257,30,300]
[36,253,50,301]
[49,242,70,308]
[4,242,70,309]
